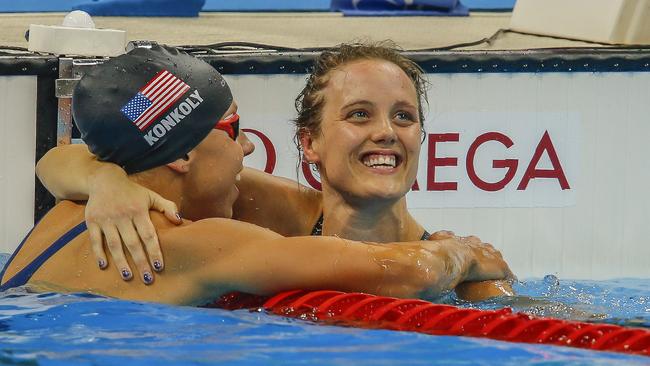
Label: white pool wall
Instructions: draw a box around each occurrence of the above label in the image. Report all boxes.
[0,76,37,254]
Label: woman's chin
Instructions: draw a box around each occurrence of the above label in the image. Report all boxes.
[353,187,408,203]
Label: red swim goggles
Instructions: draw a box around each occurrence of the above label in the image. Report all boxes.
[215,113,240,140]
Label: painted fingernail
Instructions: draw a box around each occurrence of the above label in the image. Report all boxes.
[121,269,132,280]
[143,272,153,285]
[98,259,106,269]
[175,212,182,221]
[153,260,163,272]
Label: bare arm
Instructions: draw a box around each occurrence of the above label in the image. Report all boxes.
[161,219,514,305]
[455,280,514,302]
[36,144,102,200]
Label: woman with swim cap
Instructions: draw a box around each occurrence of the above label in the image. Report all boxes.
[1,45,512,304]
[36,42,513,300]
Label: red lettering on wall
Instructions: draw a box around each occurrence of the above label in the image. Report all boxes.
[412,179,420,191]
[427,133,459,191]
[242,128,276,174]
[517,130,570,190]
[466,132,519,192]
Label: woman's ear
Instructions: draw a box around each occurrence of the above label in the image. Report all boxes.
[299,129,321,164]
[166,152,193,174]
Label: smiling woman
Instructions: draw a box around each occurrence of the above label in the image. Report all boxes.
[296,46,427,242]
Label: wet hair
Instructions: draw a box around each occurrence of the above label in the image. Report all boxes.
[293,41,429,152]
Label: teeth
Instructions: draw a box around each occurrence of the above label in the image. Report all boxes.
[362,154,396,168]
[235,173,241,182]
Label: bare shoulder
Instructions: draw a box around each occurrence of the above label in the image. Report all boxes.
[233,167,322,236]
[157,216,284,250]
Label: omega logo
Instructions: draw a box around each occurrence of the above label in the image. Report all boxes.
[242,128,570,193]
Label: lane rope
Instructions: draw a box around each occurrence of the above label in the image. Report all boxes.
[210,290,650,357]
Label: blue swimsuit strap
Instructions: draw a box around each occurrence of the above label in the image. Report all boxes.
[0,221,87,292]
[310,213,431,240]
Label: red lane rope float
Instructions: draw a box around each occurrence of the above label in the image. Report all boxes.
[255,290,649,357]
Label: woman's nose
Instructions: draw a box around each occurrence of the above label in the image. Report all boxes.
[237,131,255,156]
[371,116,397,144]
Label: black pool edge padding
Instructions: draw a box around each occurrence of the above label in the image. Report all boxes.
[198,48,650,75]
[35,73,58,223]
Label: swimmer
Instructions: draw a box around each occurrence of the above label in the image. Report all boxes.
[0,45,513,305]
[36,42,514,301]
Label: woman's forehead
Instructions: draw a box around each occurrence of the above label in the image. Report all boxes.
[325,59,418,105]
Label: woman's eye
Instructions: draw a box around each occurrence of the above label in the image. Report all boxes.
[348,111,369,120]
[395,111,415,122]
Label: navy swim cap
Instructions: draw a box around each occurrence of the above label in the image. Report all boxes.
[72,44,233,174]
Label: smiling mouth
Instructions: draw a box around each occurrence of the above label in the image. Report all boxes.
[361,153,400,170]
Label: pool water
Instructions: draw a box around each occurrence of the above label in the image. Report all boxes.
[0,254,648,365]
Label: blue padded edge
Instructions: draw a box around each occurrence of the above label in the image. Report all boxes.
[203,0,330,11]
[73,0,204,17]
[462,0,514,10]
[0,0,89,12]
[0,0,512,13]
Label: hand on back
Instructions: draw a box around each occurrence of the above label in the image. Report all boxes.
[85,164,181,284]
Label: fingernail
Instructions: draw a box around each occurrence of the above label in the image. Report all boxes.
[143,272,153,285]
[175,212,182,221]
[121,269,132,280]
[98,259,106,269]
[153,260,163,272]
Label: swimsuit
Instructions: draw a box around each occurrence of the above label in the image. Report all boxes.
[310,213,431,240]
[0,222,87,291]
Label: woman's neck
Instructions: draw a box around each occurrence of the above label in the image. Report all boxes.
[320,188,424,243]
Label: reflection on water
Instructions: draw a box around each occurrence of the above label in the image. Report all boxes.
[0,253,648,365]
[446,275,649,327]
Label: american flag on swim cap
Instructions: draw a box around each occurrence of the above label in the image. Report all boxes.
[120,70,190,131]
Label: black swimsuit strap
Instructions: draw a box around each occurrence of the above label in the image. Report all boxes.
[310,213,324,236]
[310,212,431,241]
[0,221,87,291]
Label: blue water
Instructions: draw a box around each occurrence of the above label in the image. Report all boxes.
[0,254,648,365]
